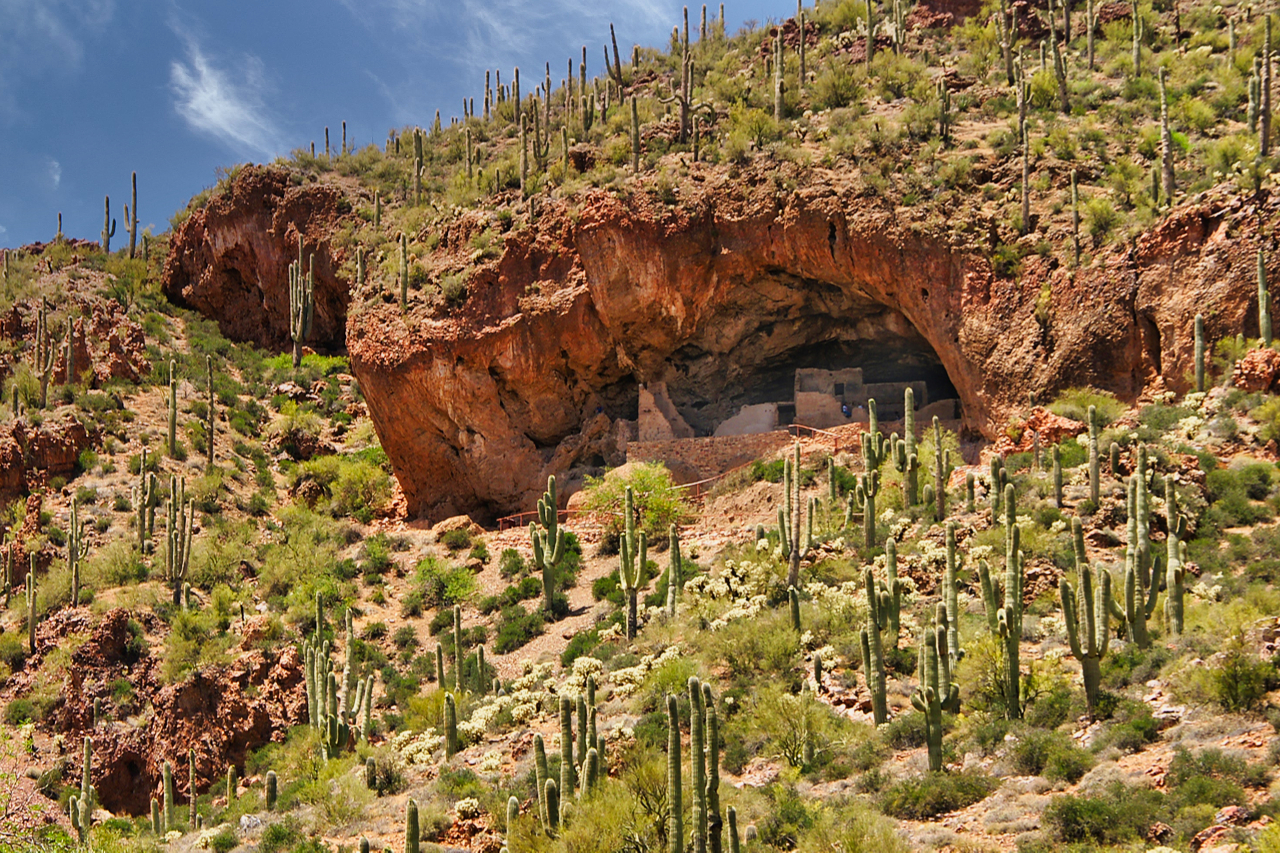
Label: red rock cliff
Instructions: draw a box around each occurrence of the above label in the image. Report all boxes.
[167,164,1269,523]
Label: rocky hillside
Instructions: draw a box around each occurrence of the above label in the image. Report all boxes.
[4,0,1280,852]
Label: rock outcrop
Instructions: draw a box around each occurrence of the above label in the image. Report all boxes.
[347,166,1263,521]
[161,166,356,351]
[165,163,1269,523]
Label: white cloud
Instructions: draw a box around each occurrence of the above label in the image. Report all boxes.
[0,0,115,115]
[47,158,60,190]
[169,30,282,157]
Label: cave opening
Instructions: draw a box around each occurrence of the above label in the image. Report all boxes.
[656,303,961,437]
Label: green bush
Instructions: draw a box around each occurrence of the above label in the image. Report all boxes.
[1048,387,1126,425]
[291,454,391,522]
[412,555,474,609]
[1212,633,1276,712]
[0,633,26,670]
[580,462,693,547]
[441,528,471,551]
[498,548,525,578]
[494,603,544,653]
[878,771,997,819]
[1008,730,1093,782]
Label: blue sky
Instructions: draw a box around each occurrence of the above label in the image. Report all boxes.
[0,0,786,249]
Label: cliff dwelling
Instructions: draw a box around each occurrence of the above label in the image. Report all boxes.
[634,332,962,443]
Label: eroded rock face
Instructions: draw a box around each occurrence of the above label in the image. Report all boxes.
[161,166,355,351]
[165,164,1265,523]
[348,168,1262,521]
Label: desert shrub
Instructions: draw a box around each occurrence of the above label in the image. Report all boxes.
[580,462,693,547]
[0,633,26,671]
[412,555,474,609]
[1211,632,1276,712]
[1048,388,1126,425]
[291,454,391,522]
[878,771,997,819]
[441,528,472,551]
[1008,729,1093,782]
[494,604,544,653]
[1092,701,1159,753]
[83,538,148,588]
[794,799,907,853]
[1054,778,1167,843]
[498,548,525,578]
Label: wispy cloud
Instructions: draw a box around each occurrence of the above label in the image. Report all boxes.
[0,0,114,115]
[340,0,674,74]
[47,158,60,190]
[169,27,282,157]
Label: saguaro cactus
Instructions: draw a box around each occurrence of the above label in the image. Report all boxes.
[1121,477,1158,649]
[855,470,879,550]
[703,681,722,853]
[978,484,1023,719]
[667,524,682,617]
[690,677,707,853]
[560,696,575,796]
[444,693,459,757]
[630,96,641,172]
[1164,475,1188,637]
[911,609,957,771]
[167,359,178,456]
[861,567,889,725]
[941,524,963,693]
[101,196,116,253]
[163,760,176,830]
[619,486,648,640]
[165,477,194,606]
[531,476,565,616]
[778,443,806,587]
[125,172,139,258]
[1060,517,1112,717]
[932,416,951,520]
[289,238,315,369]
[205,355,216,470]
[1052,445,1063,508]
[265,770,277,811]
[406,798,420,853]
[25,568,36,654]
[68,497,88,607]
[534,733,549,828]
[1194,314,1206,392]
[1260,250,1272,347]
[668,693,683,853]
[1088,405,1100,505]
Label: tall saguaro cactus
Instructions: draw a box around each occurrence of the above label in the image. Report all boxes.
[779,443,805,587]
[101,196,116,253]
[1060,517,1112,717]
[1260,250,1272,347]
[1121,476,1159,649]
[932,416,951,520]
[165,476,194,606]
[1087,405,1100,505]
[619,486,648,640]
[861,567,889,725]
[911,608,957,771]
[666,524,682,617]
[530,476,565,616]
[125,172,139,259]
[978,484,1023,719]
[68,497,88,607]
[25,564,36,655]
[855,470,880,550]
[1194,314,1206,392]
[667,693,683,853]
[1164,475,1188,637]
[289,237,315,369]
